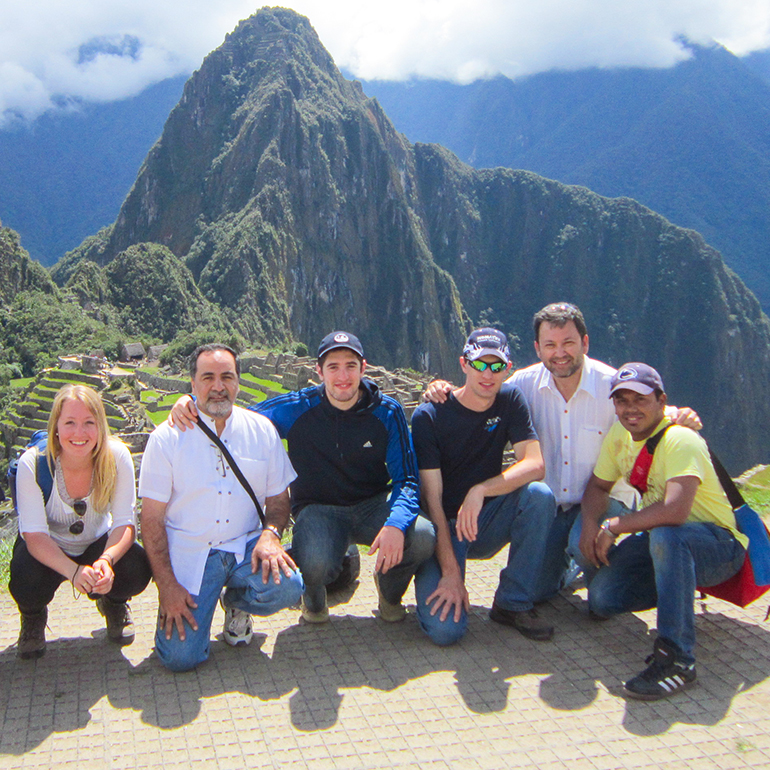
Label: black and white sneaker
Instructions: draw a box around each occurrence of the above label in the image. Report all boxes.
[624,637,696,700]
[220,597,253,647]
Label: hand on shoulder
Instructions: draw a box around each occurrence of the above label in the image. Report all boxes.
[423,380,453,404]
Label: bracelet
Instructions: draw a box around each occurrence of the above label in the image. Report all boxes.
[71,564,82,600]
[97,553,114,568]
[600,519,617,539]
[264,524,283,539]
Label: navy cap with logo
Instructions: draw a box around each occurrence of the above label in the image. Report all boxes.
[609,362,665,397]
[317,331,365,360]
[463,327,511,364]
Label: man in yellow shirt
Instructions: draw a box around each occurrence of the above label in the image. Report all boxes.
[580,363,747,700]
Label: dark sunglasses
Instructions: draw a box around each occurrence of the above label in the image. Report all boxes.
[69,500,87,535]
[467,359,507,373]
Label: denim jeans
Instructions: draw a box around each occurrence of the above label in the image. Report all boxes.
[533,498,632,602]
[155,537,305,672]
[291,493,436,612]
[414,481,555,646]
[588,522,745,663]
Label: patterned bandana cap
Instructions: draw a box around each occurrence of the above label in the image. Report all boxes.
[463,327,510,364]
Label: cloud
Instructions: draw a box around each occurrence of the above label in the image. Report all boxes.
[2,0,769,123]
[297,0,770,81]
[0,0,254,123]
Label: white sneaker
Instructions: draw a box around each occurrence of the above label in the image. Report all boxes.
[221,601,253,647]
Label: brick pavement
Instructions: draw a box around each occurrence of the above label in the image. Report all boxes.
[1,550,769,769]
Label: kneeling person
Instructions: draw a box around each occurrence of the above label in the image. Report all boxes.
[139,345,304,672]
[412,328,556,645]
[580,363,747,700]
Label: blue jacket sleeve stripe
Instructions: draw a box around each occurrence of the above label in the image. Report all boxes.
[377,397,421,531]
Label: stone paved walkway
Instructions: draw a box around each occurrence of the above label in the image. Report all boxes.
[1,550,769,769]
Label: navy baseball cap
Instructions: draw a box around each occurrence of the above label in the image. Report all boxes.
[317,331,365,359]
[609,363,665,397]
[463,327,510,364]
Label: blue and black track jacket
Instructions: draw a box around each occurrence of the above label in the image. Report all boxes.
[251,379,420,532]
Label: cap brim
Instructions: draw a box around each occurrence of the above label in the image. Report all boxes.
[609,382,655,397]
[321,343,364,357]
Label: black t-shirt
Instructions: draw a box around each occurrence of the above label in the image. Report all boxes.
[411,383,538,519]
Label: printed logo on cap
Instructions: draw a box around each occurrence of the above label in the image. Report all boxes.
[334,333,350,343]
[617,367,639,380]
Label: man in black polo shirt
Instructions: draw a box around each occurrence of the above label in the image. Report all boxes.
[411,328,556,645]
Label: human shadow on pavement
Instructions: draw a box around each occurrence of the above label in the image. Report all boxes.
[538,595,770,734]
[124,600,574,732]
[0,630,135,755]
[267,602,575,732]
[620,612,770,735]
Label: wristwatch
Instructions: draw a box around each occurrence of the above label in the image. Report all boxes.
[600,519,617,539]
[264,524,283,539]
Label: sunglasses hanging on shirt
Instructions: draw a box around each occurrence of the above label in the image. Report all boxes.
[69,499,87,535]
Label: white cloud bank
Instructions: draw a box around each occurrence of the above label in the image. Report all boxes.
[2,0,769,123]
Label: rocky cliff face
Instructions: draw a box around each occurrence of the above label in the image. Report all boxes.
[54,8,770,471]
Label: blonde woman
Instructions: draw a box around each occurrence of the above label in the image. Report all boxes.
[9,384,151,658]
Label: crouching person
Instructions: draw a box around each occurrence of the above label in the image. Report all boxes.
[10,385,151,658]
[579,363,746,700]
[412,328,556,646]
[139,344,304,672]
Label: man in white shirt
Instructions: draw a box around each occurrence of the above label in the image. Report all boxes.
[426,303,699,602]
[139,344,304,672]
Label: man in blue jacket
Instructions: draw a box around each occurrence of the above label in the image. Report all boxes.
[172,332,435,624]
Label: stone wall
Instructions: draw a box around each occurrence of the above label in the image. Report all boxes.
[136,370,191,394]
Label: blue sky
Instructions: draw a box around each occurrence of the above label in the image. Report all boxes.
[2,0,769,124]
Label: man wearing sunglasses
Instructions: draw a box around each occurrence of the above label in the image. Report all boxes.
[411,328,556,645]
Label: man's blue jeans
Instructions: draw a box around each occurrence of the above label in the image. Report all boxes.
[291,493,436,613]
[588,522,745,664]
[414,481,555,646]
[155,537,305,672]
[533,498,631,602]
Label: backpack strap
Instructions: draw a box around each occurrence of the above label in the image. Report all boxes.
[35,449,54,505]
[628,422,674,495]
[195,418,266,528]
[707,449,746,511]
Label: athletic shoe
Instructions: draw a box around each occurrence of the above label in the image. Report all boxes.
[489,603,554,641]
[96,597,135,644]
[374,572,406,623]
[624,637,697,700]
[17,609,47,659]
[220,599,253,646]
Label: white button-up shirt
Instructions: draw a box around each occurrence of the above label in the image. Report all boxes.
[510,356,621,508]
[138,406,296,595]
